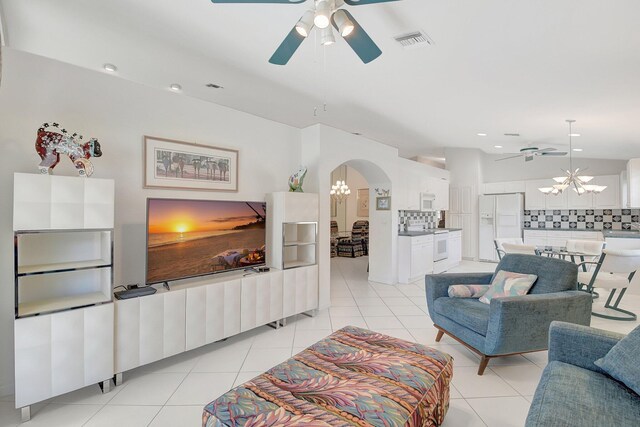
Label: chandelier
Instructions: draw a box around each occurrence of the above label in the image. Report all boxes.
[330,180,351,203]
[538,120,607,196]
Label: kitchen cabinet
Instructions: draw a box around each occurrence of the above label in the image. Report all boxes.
[592,175,620,209]
[448,231,462,268]
[427,177,450,211]
[627,159,640,208]
[449,185,473,214]
[544,189,569,210]
[568,187,593,209]
[398,235,434,284]
[482,181,525,195]
[525,180,549,210]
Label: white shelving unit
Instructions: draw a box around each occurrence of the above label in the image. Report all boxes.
[282,222,317,269]
[15,230,113,318]
[13,173,115,420]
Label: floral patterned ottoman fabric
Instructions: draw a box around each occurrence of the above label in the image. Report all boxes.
[203,326,453,427]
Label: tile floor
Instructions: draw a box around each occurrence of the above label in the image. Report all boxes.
[1,257,638,426]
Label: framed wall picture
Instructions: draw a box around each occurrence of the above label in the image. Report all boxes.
[357,188,369,217]
[376,196,391,211]
[144,136,238,191]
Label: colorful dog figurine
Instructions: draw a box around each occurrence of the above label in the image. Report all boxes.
[35,123,102,177]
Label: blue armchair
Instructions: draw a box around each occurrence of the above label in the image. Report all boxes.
[425,254,592,375]
[526,322,640,426]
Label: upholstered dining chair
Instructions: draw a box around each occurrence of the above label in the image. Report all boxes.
[578,249,640,321]
[502,243,539,256]
[426,254,591,375]
[494,238,525,260]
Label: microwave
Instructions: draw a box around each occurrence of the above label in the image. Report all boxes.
[420,193,436,211]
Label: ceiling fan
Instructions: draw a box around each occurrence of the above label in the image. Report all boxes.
[210,0,401,65]
[496,146,568,162]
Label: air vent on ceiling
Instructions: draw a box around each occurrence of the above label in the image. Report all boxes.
[504,133,521,137]
[394,31,434,49]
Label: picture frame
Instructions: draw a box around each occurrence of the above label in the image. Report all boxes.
[376,196,391,211]
[357,188,369,217]
[144,136,238,191]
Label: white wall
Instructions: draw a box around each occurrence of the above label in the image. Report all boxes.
[482,153,626,183]
[0,49,301,396]
[301,125,399,308]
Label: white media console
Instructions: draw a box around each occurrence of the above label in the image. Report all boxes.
[13,176,319,420]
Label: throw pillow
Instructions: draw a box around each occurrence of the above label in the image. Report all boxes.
[594,325,640,395]
[479,270,538,304]
[448,284,491,298]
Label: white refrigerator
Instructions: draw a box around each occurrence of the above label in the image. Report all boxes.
[479,194,524,261]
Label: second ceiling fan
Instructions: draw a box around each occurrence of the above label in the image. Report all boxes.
[211,0,402,65]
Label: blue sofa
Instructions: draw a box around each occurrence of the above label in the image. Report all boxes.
[425,254,592,374]
[526,322,640,426]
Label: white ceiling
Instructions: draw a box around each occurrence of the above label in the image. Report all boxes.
[2,0,640,159]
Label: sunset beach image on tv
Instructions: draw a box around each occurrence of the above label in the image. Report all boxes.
[146,198,266,284]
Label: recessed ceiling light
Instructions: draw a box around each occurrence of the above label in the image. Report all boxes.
[103,63,117,73]
[573,148,583,152]
[569,133,581,137]
[477,133,487,137]
[494,145,503,149]
[169,84,183,92]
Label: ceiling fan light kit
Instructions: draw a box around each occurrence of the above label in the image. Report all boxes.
[320,25,336,45]
[211,0,395,65]
[333,9,355,37]
[314,0,332,29]
[295,10,315,37]
[538,120,606,196]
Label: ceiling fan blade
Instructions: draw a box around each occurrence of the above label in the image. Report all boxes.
[269,27,305,65]
[211,0,306,3]
[343,0,401,5]
[495,154,524,162]
[541,151,568,156]
[332,10,381,63]
[536,147,557,152]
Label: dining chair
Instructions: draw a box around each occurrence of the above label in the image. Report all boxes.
[494,238,525,260]
[502,243,539,256]
[565,240,605,271]
[578,249,640,321]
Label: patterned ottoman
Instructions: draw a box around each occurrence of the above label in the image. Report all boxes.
[203,326,453,426]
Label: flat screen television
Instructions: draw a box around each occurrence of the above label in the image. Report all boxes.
[146,198,266,284]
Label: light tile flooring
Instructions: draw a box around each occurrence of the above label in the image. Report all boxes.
[1,257,638,426]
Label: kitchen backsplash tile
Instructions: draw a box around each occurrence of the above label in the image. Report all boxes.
[523,209,640,230]
[398,210,438,231]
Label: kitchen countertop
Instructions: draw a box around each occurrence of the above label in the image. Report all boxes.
[523,228,602,233]
[398,228,462,237]
[603,230,640,239]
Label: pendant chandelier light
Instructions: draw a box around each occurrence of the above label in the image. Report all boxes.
[330,180,351,203]
[538,120,607,196]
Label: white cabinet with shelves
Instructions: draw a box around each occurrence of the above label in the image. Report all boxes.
[266,192,319,270]
[13,174,116,418]
[283,265,319,317]
[282,222,317,269]
[15,230,113,318]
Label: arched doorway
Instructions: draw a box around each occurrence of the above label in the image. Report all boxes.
[322,159,395,303]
